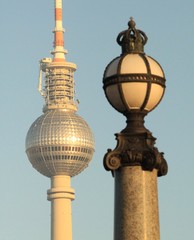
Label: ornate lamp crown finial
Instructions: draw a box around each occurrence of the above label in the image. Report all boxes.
[117,17,148,54]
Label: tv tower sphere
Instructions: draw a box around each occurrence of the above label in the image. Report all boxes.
[26,109,94,177]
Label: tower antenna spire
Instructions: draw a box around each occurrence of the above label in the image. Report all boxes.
[52,0,67,62]
[38,0,78,112]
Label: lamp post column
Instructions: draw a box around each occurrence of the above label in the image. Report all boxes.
[104,115,167,240]
[103,18,168,240]
[114,167,159,239]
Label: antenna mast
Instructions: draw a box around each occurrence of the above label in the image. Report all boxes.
[52,0,67,62]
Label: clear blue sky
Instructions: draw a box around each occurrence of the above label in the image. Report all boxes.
[1,0,194,239]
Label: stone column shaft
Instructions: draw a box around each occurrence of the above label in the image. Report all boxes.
[114,166,160,240]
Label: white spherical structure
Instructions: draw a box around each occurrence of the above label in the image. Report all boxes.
[25,109,95,177]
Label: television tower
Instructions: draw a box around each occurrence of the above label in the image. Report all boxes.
[25,1,95,240]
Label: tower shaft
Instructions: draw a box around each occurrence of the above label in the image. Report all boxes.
[48,176,75,240]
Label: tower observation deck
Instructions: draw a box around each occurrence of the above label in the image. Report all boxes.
[25,1,94,239]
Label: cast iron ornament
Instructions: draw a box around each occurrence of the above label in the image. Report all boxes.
[117,17,148,54]
[104,112,168,177]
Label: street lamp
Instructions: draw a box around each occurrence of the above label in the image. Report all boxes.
[103,18,168,239]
